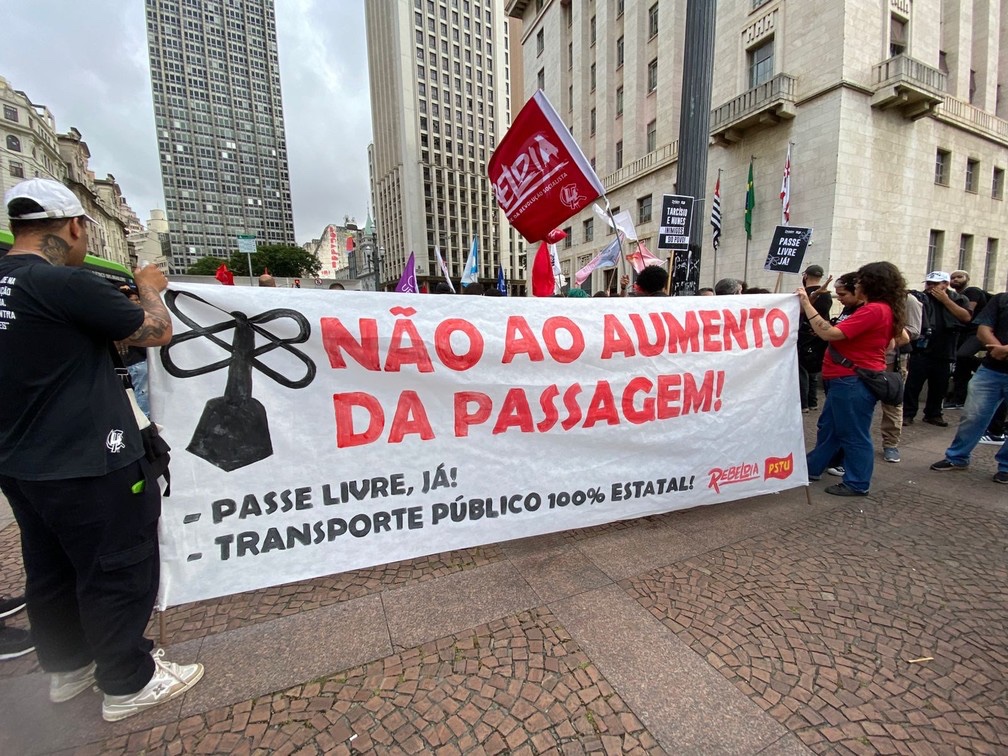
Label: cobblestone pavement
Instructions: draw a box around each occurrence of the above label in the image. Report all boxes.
[0,413,1006,754]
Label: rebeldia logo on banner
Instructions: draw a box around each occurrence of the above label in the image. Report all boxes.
[707,453,795,493]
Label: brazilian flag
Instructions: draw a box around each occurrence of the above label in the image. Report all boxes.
[744,159,755,241]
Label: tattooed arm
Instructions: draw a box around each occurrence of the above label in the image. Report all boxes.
[124,266,173,347]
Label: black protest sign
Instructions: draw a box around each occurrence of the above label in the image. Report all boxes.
[657,195,694,251]
[763,226,812,273]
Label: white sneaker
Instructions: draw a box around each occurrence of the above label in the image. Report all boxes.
[827,466,845,477]
[979,434,1006,446]
[50,661,97,703]
[101,649,204,722]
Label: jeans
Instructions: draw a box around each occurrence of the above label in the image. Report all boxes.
[807,376,878,493]
[127,359,150,418]
[944,367,1008,472]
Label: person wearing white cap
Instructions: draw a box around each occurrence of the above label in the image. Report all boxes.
[0,178,203,721]
[902,271,972,427]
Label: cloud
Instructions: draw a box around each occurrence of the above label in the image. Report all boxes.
[2,0,372,244]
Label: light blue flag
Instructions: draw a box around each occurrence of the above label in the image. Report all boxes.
[461,237,479,287]
[395,251,419,293]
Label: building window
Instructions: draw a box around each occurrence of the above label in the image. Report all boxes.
[583,218,594,243]
[935,149,950,186]
[590,16,596,46]
[638,194,652,224]
[536,28,544,56]
[9,161,24,178]
[590,107,596,135]
[958,234,974,270]
[966,158,979,193]
[568,42,573,69]
[590,63,596,91]
[6,135,21,152]
[992,167,1004,199]
[617,0,625,18]
[537,68,545,90]
[616,36,624,68]
[648,3,659,38]
[927,229,944,272]
[647,58,658,93]
[984,238,998,290]
[749,38,774,88]
[3,105,17,122]
[646,120,657,152]
[890,15,908,57]
[615,140,623,169]
[563,226,572,249]
[616,86,624,116]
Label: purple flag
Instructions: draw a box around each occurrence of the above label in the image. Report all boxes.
[395,251,419,293]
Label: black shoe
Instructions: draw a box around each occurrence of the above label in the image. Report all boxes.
[825,483,868,497]
[922,416,948,427]
[0,626,34,660]
[930,459,968,471]
[902,418,914,426]
[0,596,25,619]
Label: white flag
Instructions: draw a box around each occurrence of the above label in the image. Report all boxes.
[594,204,638,241]
[434,246,455,292]
[461,237,479,287]
[780,144,791,226]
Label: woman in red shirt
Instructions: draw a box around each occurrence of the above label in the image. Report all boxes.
[797,262,907,496]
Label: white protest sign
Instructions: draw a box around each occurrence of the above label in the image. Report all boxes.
[151,284,807,608]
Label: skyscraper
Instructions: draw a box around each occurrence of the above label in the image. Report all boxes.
[145,0,296,273]
[364,0,522,291]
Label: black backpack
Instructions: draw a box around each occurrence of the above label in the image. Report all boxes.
[908,290,936,351]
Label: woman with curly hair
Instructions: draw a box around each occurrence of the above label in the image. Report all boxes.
[797,261,907,496]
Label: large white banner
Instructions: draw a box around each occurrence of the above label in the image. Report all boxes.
[151,284,807,608]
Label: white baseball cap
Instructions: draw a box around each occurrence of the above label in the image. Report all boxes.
[924,271,950,283]
[4,178,96,223]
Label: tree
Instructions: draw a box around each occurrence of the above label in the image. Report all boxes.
[227,244,321,278]
[187,256,228,276]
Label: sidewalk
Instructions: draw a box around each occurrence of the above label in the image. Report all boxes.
[1,410,1005,754]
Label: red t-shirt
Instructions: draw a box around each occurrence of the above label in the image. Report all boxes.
[822,301,893,379]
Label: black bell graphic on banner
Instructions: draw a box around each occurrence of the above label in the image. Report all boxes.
[161,291,315,472]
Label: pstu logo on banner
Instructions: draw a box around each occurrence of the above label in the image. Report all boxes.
[707,453,794,493]
[560,183,586,209]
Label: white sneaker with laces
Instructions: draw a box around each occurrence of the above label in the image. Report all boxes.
[827,466,845,477]
[50,661,97,703]
[101,649,204,722]
[979,434,1006,446]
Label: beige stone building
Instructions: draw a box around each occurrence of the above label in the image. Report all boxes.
[301,223,357,281]
[364,0,524,290]
[506,0,1008,293]
[0,76,66,234]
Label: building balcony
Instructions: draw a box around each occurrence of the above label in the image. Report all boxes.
[870,54,945,119]
[710,73,797,146]
[933,97,1008,147]
[602,140,679,192]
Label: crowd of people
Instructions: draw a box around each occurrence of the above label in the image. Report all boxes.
[794,261,1007,496]
[0,177,1006,726]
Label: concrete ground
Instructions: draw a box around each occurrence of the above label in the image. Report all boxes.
[0,409,1005,755]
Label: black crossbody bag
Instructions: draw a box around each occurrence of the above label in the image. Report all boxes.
[109,345,172,495]
[828,345,904,406]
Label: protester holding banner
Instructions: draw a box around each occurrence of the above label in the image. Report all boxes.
[798,262,907,496]
[0,178,203,722]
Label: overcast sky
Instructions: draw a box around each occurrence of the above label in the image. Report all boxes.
[2,0,372,243]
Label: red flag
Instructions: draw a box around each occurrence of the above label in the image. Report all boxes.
[488,90,604,243]
[531,242,555,296]
[345,235,355,252]
[214,263,234,285]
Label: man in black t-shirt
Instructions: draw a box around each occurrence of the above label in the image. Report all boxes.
[797,264,833,412]
[0,178,203,721]
[947,269,990,407]
[902,271,972,426]
[931,291,1008,483]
